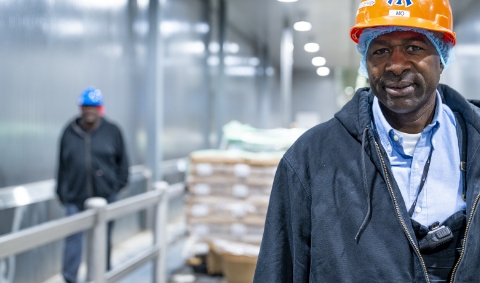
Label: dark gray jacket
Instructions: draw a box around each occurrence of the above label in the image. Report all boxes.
[254,84,480,283]
[56,117,129,208]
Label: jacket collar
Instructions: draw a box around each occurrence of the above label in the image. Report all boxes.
[334,84,480,142]
[334,87,374,142]
[71,117,104,138]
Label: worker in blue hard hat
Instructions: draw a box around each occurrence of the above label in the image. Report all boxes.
[56,87,129,283]
[77,87,104,129]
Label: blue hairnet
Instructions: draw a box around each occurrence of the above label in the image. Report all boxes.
[356,26,456,77]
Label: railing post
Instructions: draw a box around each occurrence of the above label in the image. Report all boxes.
[145,169,155,230]
[85,197,108,283]
[152,181,168,283]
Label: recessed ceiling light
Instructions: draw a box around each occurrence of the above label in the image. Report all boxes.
[312,57,326,66]
[304,43,320,53]
[293,21,312,31]
[317,67,330,76]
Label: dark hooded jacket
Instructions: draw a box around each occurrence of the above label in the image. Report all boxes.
[254,84,480,283]
[56,117,129,209]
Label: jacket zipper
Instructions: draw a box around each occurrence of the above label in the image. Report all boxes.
[449,193,480,283]
[374,141,430,283]
[85,134,94,198]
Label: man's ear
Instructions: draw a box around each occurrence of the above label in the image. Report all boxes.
[440,60,444,74]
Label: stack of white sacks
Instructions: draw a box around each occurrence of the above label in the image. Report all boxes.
[185,149,282,245]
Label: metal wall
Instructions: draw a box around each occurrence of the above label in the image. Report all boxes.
[441,1,480,100]
[0,0,278,188]
[0,0,278,282]
[161,0,211,159]
[0,0,137,187]
[292,70,338,128]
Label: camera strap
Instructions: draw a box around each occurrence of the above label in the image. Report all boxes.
[408,147,434,217]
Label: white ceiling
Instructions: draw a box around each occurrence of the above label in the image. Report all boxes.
[227,0,475,72]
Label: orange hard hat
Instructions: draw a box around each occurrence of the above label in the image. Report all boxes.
[350,0,456,46]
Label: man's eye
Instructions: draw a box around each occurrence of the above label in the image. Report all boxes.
[372,48,389,55]
[407,45,422,52]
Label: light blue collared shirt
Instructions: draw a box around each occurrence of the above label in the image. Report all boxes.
[373,92,466,227]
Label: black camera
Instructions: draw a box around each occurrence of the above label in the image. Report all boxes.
[418,223,454,254]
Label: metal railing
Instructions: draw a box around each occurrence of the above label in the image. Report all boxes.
[0,180,186,283]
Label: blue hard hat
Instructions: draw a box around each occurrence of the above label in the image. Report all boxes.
[77,87,103,106]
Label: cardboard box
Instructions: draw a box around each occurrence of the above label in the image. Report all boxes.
[209,239,260,283]
[221,253,257,283]
[206,243,224,275]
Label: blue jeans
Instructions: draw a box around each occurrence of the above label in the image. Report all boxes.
[62,198,115,283]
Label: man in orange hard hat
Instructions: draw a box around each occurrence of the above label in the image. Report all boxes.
[254,1,480,282]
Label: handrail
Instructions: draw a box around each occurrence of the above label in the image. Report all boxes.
[105,190,162,221]
[0,180,187,283]
[105,246,159,283]
[0,158,187,211]
[0,209,96,259]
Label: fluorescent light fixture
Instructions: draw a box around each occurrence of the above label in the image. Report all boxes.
[207,56,220,66]
[71,0,127,9]
[209,42,220,53]
[278,0,298,2]
[249,57,260,66]
[195,23,210,34]
[137,0,149,10]
[160,21,190,37]
[49,20,85,36]
[224,56,261,67]
[312,57,326,66]
[317,67,330,76]
[293,21,312,31]
[176,41,205,54]
[225,42,240,54]
[304,43,320,53]
[225,66,257,77]
[224,56,243,66]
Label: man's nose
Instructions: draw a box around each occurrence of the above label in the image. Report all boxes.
[385,48,411,76]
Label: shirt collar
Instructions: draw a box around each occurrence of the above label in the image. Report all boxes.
[373,91,442,153]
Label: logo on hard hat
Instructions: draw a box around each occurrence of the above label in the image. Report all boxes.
[359,0,376,9]
[388,0,413,7]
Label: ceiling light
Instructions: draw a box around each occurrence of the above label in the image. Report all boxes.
[317,67,330,76]
[304,43,320,53]
[277,0,298,2]
[293,21,312,31]
[312,57,326,66]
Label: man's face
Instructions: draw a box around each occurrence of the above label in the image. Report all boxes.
[366,31,444,116]
[80,106,100,124]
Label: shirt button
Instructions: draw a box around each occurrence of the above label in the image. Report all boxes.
[415,206,422,213]
[414,163,419,169]
[393,135,399,141]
